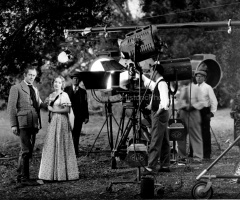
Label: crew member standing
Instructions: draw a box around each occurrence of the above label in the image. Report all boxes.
[195,69,218,160]
[141,63,170,174]
[65,70,89,157]
[177,79,204,163]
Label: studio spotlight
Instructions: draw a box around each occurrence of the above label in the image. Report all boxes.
[90,55,124,71]
[80,55,130,90]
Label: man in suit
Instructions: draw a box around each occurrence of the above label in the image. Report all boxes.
[65,70,89,157]
[7,65,43,185]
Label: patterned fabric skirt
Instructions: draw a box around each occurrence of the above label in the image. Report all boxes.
[38,113,79,181]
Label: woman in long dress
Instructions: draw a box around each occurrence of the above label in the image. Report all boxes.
[39,76,79,181]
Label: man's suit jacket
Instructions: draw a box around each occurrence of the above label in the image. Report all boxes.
[65,85,89,122]
[7,81,42,129]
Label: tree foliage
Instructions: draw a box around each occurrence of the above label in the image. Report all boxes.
[140,0,240,106]
[2,0,240,107]
[0,0,111,100]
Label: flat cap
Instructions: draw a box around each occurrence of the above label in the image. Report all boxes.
[70,70,81,78]
[195,70,207,77]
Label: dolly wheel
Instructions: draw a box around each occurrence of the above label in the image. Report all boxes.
[191,181,213,199]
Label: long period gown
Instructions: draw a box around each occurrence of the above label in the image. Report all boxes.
[38,92,79,181]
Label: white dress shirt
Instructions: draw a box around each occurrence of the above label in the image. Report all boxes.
[198,82,218,113]
[73,85,79,92]
[178,83,205,110]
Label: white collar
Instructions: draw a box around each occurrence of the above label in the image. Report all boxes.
[155,76,163,84]
[24,80,33,86]
[73,85,79,90]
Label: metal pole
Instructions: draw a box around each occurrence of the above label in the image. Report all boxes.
[211,126,222,151]
[65,20,240,33]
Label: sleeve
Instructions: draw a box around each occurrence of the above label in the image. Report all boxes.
[7,86,18,127]
[61,92,71,106]
[142,75,156,91]
[158,81,169,110]
[208,86,218,113]
[177,87,187,109]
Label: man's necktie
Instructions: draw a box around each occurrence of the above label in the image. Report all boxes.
[74,86,78,94]
[28,85,38,110]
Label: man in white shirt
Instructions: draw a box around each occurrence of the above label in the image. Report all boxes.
[142,63,170,174]
[195,70,218,160]
[177,79,205,163]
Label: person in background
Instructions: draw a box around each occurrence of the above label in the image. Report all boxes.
[64,70,89,157]
[230,91,240,183]
[141,63,170,174]
[177,79,204,163]
[7,65,43,185]
[195,69,218,160]
[38,76,79,181]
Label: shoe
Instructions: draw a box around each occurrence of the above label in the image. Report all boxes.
[178,157,187,163]
[158,167,170,172]
[20,179,41,186]
[142,167,157,176]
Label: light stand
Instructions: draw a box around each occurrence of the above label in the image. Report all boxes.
[167,72,185,164]
[86,98,119,158]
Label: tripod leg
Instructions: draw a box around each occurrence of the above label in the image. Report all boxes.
[86,119,107,156]
[210,126,222,151]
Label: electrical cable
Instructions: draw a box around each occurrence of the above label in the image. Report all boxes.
[141,2,240,20]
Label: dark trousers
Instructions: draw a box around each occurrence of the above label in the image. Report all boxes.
[17,128,36,180]
[148,110,170,169]
[72,117,83,156]
[200,107,211,158]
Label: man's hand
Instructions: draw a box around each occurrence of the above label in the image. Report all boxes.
[145,104,151,110]
[206,112,214,120]
[157,108,164,115]
[84,119,89,124]
[12,126,19,136]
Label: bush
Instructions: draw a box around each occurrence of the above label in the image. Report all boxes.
[215,83,232,108]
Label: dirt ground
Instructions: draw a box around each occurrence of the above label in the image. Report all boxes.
[1,108,240,199]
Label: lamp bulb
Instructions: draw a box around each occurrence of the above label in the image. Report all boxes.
[58,51,69,63]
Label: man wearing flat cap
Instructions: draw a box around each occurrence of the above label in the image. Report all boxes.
[195,69,218,160]
[65,70,89,157]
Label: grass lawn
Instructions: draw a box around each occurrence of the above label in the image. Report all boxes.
[0,107,235,152]
[1,108,240,199]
